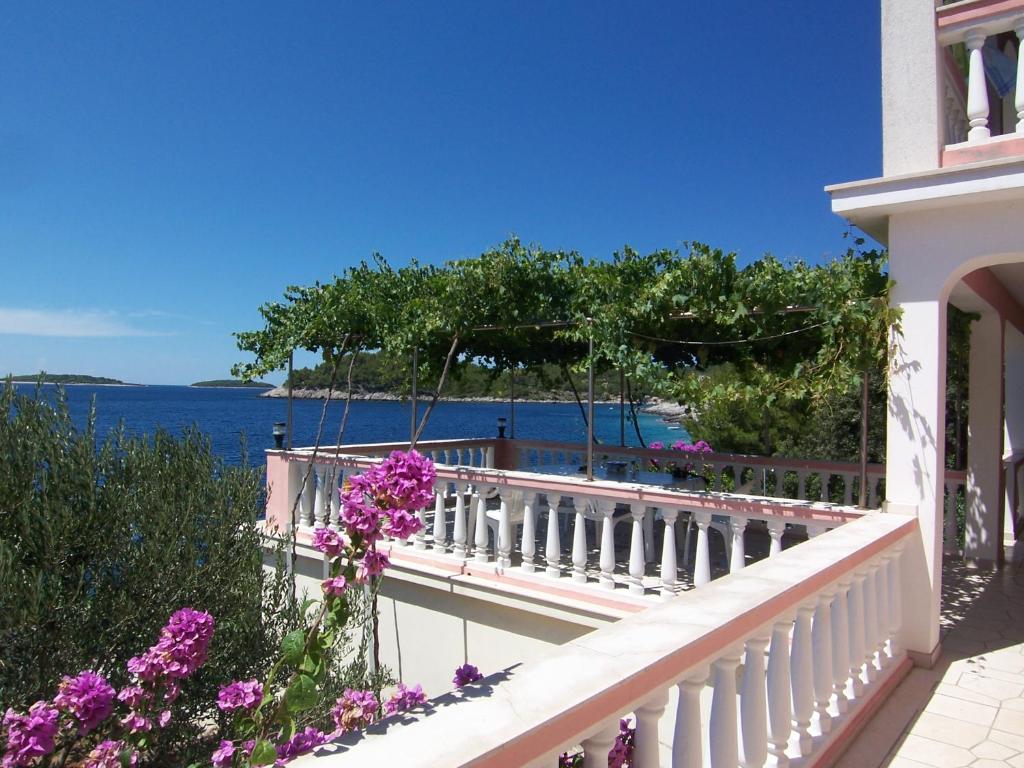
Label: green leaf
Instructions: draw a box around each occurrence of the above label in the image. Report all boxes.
[281,629,306,665]
[285,673,318,713]
[250,740,278,766]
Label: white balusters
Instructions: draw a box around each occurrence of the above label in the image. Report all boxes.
[545,498,562,577]
[730,517,746,572]
[660,508,679,599]
[572,498,588,583]
[710,650,742,768]
[313,464,328,528]
[581,721,619,768]
[452,482,468,558]
[888,546,904,657]
[812,592,834,735]
[862,567,879,682]
[740,635,770,768]
[497,492,512,569]
[633,690,668,768]
[628,505,646,594]
[847,574,866,697]
[598,500,617,590]
[414,488,429,550]
[768,520,785,557]
[875,558,891,668]
[693,511,712,587]
[299,466,315,528]
[767,619,793,768]
[966,29,991,141]
[474,491,489,562]
[790,604,815,756]
[521,491,538,572]
[1016,21,1024,132]
[831,581,851,715]
[674,669,707,768]
[431,481,447,552]
[329,467,342,530]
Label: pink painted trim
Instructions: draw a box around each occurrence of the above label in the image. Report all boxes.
[963,267,1024,335]
[465,517,918,767]
[936,0,1024,29]
[264,454,290,532]
[943,138,1024,168]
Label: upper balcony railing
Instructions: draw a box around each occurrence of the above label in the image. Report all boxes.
[937,0,1024,165]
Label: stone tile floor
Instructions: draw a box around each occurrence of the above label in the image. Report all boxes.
[835,542,1024,768]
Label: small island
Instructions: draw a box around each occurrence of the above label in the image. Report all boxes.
[9,373,130,385]
[191,379,274,388]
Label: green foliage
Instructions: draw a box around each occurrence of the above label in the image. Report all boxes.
[0,382,291,764]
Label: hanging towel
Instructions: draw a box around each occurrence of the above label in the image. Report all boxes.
[984,38,1017,99]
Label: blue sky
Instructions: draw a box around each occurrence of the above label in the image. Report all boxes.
[0,2,882,385]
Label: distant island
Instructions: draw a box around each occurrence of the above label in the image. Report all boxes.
[9,373,131,385]
[191,379,274,388]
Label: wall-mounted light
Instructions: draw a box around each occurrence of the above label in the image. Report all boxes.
[272,422,287,450]
[497,416,507,439]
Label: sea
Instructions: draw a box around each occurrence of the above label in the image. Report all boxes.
[9,384,686,466]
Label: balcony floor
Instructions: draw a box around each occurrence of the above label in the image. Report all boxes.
[836,545,1024,768]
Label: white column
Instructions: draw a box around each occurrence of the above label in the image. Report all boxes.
[847,574,866,697]
[634,690,668,768]
[767,520,785,557]
[674,670,707,768]
[474,492,489,562]
[497,493,512,568]
[660,508,679,599]
[581,721,619,768]
[862,568,879,682]
[521,491,538,572]
[329,468,343,530]
[966,311,1004,562]
[432,481,447,552]
[599,500,618,590]
[572,498,588,583]
[888,546,904,657]
[790,604,815,756]
[740,635,770,768]
[730,517,747,572]
[830,581,851,715]
[628,505,646,594]
[966,28,991,142]
[710,650,742,768]
[1017,20,1024,132]
[876,557,892,667]
[767,619,793,768]
[812,592,834,735]
[545,499,562,577]
[693,511,712,587]
[299,465,315,528]
[452,482,468,558]
[643,508,656,563]
[313,465,328,528]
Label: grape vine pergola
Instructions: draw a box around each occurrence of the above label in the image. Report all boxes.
[234,238,893,503]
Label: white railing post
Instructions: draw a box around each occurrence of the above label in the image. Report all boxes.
[572,498,588,583]
[876,556,892,668]
[674,669,708,768]
[545,498,562,578]
[790,604,815,756]
[694,511,712,587]
[497,492,513,568]
[831,580,852,715]
[633,689,669,768]
[660,508,679,599]
[862,567,879,683]
[414,489,429,550]
[329,467,342,530]
[431,481,447,552]
[628,505,646,594]
[710,649,743,768]
[474,491,490,562]
[812,591,835,735]
[740,634,770,768]
[598,500,617,590]
[1016,20,1024,133]
[300,465,315,528]
[767,619,793,768]
[313,465,328,528]
[452,482,468,558]
[888,545,904,657]
[767,520,785,557]
[580,720,619,768]
[730,517,747,572]
[966,28,991,142]
[521,491,538,573]
[847,574,866,697]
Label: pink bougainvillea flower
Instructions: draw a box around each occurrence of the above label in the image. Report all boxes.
[332,689,378,733]
[83,740,138,768]
[1,701,59,768]
[53,671,115,735]
[453,663,483,689]
[320,575,348,597]
[312,527,347,558]
[383,682,427,716]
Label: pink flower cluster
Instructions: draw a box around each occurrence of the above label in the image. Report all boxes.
[53,671,115,735]
[84,740,139,768]
[216,679,264,713]
[452,663,483,689]
[383,683,426,717]
[127,608,215,682]
[276,727,328,762]
[1,702,58,768]
[339,450,436,546]
[332,688,379,733]
[211,738,254,767]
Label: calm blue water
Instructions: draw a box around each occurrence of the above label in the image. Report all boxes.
[10,384,685,465]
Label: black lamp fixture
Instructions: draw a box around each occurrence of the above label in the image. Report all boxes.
[272,422,287,450]
[497,416,507,439]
